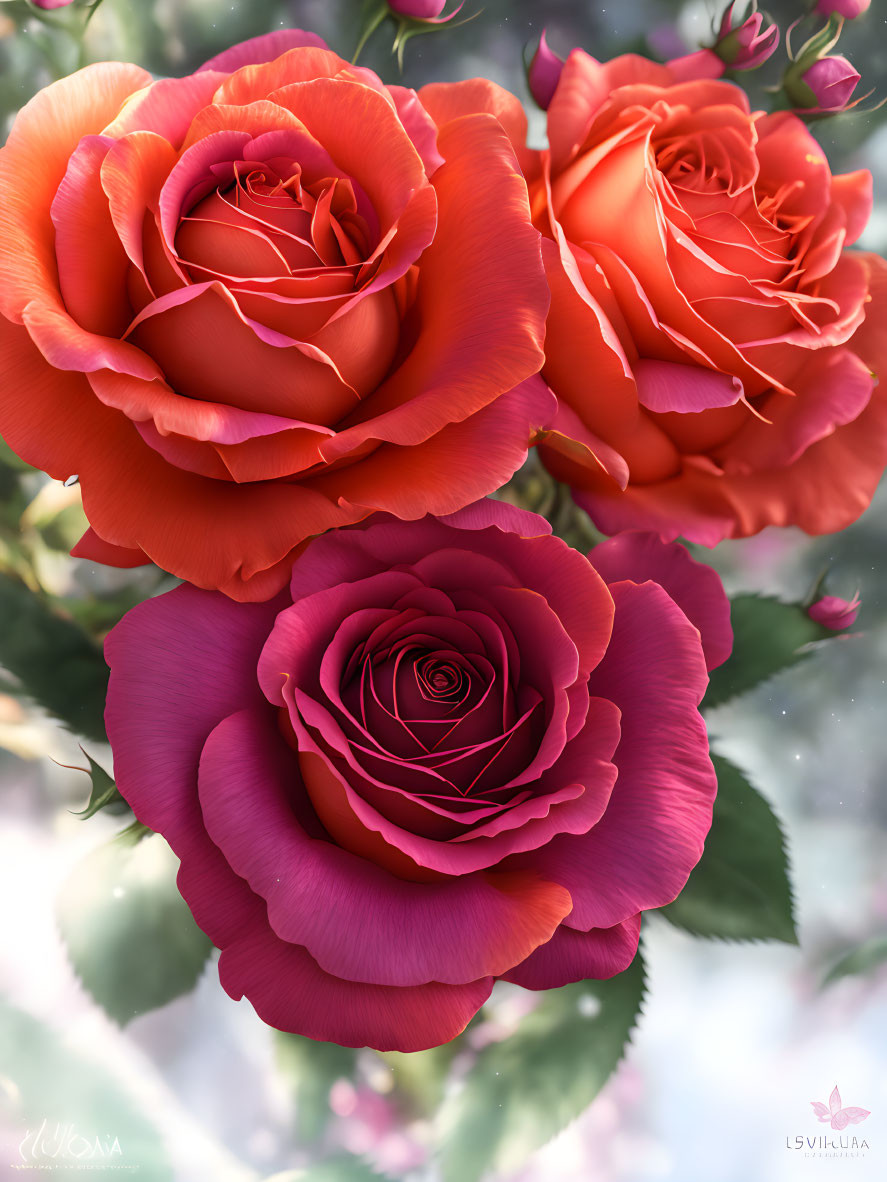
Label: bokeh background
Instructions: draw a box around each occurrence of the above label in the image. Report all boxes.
[1,1,886,1179]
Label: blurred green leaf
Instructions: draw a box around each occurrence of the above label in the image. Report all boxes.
[263,1158,386,1182]
[437,953,646,1182]
[57,831,213,1025]
[0,995,172,1178]
[70,751,127,819]
[822,935,887,988]
[0,571,109,742]
[703,594,834,709]
[661,755,798,944]
[380,1040,462,1116]
[275,1031,357,1142]
[0,433,35,474]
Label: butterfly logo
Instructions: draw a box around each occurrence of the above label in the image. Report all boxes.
[811,1086,870,1131]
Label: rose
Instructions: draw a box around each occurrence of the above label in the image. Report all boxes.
[0,31,551,601]
[526,31,565,110]
[808,593,860,630]
[387,0,447,16]
[815,0,870,17]
[713,2,779,71]
[486,50,886,545]
[794,55,862,111]
[105,501,730,1051]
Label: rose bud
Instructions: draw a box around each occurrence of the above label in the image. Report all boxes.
[796,54,862,110]
[808,594,861,630]
[527,30,566,110]
[32,0,76,8]
[387,0,447,17]
[713,2,779,71]
[815,0,870,18]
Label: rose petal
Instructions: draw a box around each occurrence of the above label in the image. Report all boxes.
[198,707,573,986]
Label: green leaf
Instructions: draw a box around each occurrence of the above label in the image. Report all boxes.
[0,571,109,742]
[380,1040,462,1117]
[821,935,887,988]
[57,831,213,1025]
[0,995,172,1178]
[0,433,35,473]
[275,1031,357,1142]
[661,755,798,944]
[263,1158,386,1182]
[437,953,646,1182]
[703,593,833,710]
[70,751,128,819]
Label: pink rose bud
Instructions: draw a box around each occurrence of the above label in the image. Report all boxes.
[714,2,779,70]
[808,594,861,631]
[815,0,870,17]
[386,0,447,17]
[800,54,861,109]
[32,0,76,8]
[527,30,565,110]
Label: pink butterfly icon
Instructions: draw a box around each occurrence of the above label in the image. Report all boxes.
[811,1086,870,1131]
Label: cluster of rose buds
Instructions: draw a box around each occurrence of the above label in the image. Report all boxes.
[527,1,872,118]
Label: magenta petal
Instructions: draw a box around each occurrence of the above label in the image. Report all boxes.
[387,85,446,175]
[197,29,329,72]
[808,593,860,630]
[289,696,620,876]
[104,584,283,839]
[634,359,744,414]
[528,31,566,111]
[589,532,733,671]
[219,926,493,1052]
[506,580,715,929]
[502,914,641,988]
[439,498,552,537]
[197,707,572,986]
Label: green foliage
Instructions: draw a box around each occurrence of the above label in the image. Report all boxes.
[821,935,887,988]
[57,831,213,1025]
[437,953,646,1182]
[380,1040,463,1117]
[276,1031,357,1142]
[661,755,798,944]
[263,1158,386,1182]
[70,751,127,819]
[0,571,109,742]
[0,995,172,1178]
[703,593,834,710]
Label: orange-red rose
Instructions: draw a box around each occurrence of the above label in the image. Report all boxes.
[0,31,551,600]
[497,51,887,543]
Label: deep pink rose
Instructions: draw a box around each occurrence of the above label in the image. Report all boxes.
[105,504,730,1051]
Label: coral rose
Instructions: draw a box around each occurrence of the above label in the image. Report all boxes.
[104,502,730,1051]
[0,31,551,600]
[460,50,886,544]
